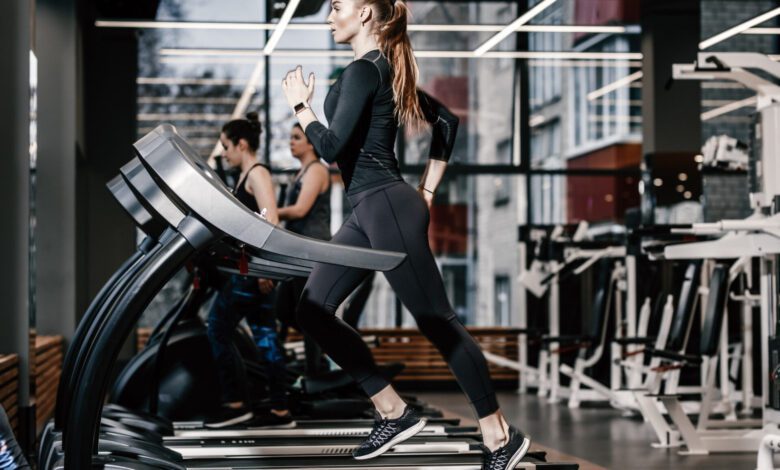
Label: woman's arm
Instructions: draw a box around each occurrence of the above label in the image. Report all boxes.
[247,166,279,225]
[416,90,459,207]
[283,63,379,163]
[417,159,448,207]
[418,90,459,164]
[278,164,329,221]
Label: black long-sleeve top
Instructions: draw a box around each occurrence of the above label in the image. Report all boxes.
[304,49,459,195]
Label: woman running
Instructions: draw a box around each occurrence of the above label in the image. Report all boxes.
[275,123,331,375]
[205,113,291,428]
[280,0,530,467]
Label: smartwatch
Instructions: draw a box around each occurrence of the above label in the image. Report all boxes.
[294,102,309,114]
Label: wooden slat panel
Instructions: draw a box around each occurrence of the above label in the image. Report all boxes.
[0,367,19,385]
[35,335,62,349]
[0,393,19,410]
[33,336,63,428]
[35,347,60,367]
[37,354,63,368]
[35,360,62,380]
[0,355,18,374]
[3,353,19,437]
[1,394,17,412]
[6,405,17,422]
[37,400,56,429]
[0,381,17,402]
[285,327,520,384]
[37,370,60,396]
[37,377,60,401]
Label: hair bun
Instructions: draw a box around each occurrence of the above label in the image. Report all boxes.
[245,111,262,134]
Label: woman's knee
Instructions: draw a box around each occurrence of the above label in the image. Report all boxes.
[416,312,463,347]
[415,309,459,330]
[295,291,335,331]
[294,296,317,331]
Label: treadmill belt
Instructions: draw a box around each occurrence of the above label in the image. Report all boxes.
[170,425,477,439]
[168,435,479,459]
[174,418,463,431]
[186,451,578,469]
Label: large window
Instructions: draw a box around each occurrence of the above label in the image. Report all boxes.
[494,275,511,326]
[127,0,642,327]
[529,173,639,225]
[697,0,779,222]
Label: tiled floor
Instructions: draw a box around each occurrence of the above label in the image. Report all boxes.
[416,391,759,470]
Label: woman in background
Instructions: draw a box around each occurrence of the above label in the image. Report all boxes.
[205,113,291,428]
[275,123,331,376]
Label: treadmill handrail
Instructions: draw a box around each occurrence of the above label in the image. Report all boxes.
[119,159,314,278]
[134,124,405,272]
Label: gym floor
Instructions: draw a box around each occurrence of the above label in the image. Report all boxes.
[417,391,758,470]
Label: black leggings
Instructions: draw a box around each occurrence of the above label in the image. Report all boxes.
[296,182,499,418]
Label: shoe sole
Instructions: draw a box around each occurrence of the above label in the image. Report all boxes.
[506,437,531,469]
[251,420,297,429]
[353,418,428,460]
[204,411,254,429]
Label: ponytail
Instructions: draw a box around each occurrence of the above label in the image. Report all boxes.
[373,0,426,131]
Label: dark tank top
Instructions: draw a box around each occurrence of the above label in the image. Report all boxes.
[232,163,268,213]
[228,163,269,294]
[284,161,331,240]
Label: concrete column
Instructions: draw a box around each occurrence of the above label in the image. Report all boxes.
[0,0,32,433]
[640,0,701,224]
[76,16,137,319]
[641,0,701,155]
[36,0,78,342]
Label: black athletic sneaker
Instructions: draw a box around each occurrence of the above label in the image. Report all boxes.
[204,406,254,429]
[481,426,531,470]
[352,406,427,460]
[245,412,296,428]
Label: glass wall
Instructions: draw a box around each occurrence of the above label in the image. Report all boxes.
[697,0,780,222]
[529,173,639,225]
[527,0,641,224]
[125,0,645,327]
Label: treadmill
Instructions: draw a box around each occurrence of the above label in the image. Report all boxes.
[115,144,489,460]
[117,159,474,433]
[55,126,404,468]
[56,124,577,469]
[127,126,578,469]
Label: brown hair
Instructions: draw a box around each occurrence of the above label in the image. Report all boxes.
[222,112,262,152]
[366,0,425,130]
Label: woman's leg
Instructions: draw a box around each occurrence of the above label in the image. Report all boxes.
[355,184,510,448]
[206,284,250,407]
[295,214,390,398]
[247,289,289,413]
[276,276,325,375]
[341,271,376,329]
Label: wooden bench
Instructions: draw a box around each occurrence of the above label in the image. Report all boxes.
[136,326,521,387]
[34,335,63,431]
[287,327,520,387]
[0,354,19,435]
[363,328,519,386]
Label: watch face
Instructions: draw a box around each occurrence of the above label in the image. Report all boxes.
[294,103,306,112]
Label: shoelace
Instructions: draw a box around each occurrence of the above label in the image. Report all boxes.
[485,447,509,469]
[366,419,398,447]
